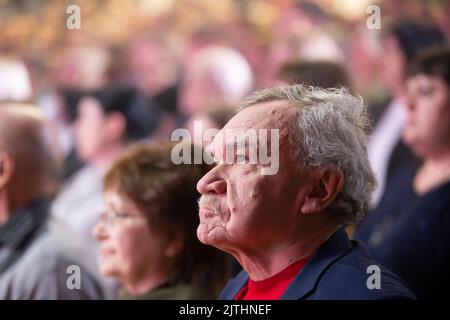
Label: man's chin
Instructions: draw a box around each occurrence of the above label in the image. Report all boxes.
[197,223,226,246]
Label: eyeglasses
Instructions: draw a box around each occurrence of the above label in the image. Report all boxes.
[97,209,145,228]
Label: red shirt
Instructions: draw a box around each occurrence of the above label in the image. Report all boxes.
[234,256,311,300]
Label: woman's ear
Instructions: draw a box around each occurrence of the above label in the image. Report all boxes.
[164,230,184,258]
[300,167,344,215]
[0,152,15,190]
[106,112,127,141]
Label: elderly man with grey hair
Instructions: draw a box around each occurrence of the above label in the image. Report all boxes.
[196,84,416,300]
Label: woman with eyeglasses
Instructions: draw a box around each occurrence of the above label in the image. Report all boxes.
[92,142,231,299]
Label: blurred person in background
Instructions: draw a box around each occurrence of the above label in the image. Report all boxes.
[0,56,32,102]
[51,86,157,260]
[0,103,104,299]
[260,3,345,87]
[54,44,112,91]
[127,35,181,141]
[179,45,254,117]
[355,46,450,299]
[185,105,237,148]
[93,143,231,299]
[277,60,352,90]
[367,20,445,207]
[54,89,86,179]
[35,44,115,181]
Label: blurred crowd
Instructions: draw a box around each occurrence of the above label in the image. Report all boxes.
[0,0,449,300]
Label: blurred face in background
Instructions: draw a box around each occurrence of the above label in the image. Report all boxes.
[128,40,178,97]
[179,68,223,115]
[380,35,406,96]
[55,45,110,91]
[92,189,172,286]
[404,74,450,158]
[74,97,124,163]
[74,97,108,161]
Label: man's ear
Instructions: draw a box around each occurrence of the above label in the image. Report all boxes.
[106,112,126,141]
[300,167,344,215]
[0,152,15,190]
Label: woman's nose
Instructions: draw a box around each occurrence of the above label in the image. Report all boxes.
[92,220,108,240]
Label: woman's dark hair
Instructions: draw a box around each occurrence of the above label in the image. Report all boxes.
[59,88,84,123]
[407,45,450,86]
[103,142,230,297]
[82,86,160,141]
[384,20,445,63]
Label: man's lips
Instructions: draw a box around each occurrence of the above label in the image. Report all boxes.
[199,207,217,220]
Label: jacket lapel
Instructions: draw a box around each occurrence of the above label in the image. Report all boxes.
[219,269,249,300]
[281,228,353,300]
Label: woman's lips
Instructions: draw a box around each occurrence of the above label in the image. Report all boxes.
[100,247,115,257]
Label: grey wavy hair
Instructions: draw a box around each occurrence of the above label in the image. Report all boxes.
[239,84,377,225]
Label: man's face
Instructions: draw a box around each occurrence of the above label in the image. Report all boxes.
[196,101,313,253]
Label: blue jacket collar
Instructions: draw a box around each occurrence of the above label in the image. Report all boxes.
[281,227,352,299]
[221,228,353,300]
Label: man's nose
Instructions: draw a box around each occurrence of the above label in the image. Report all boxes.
[197,168,227,195]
